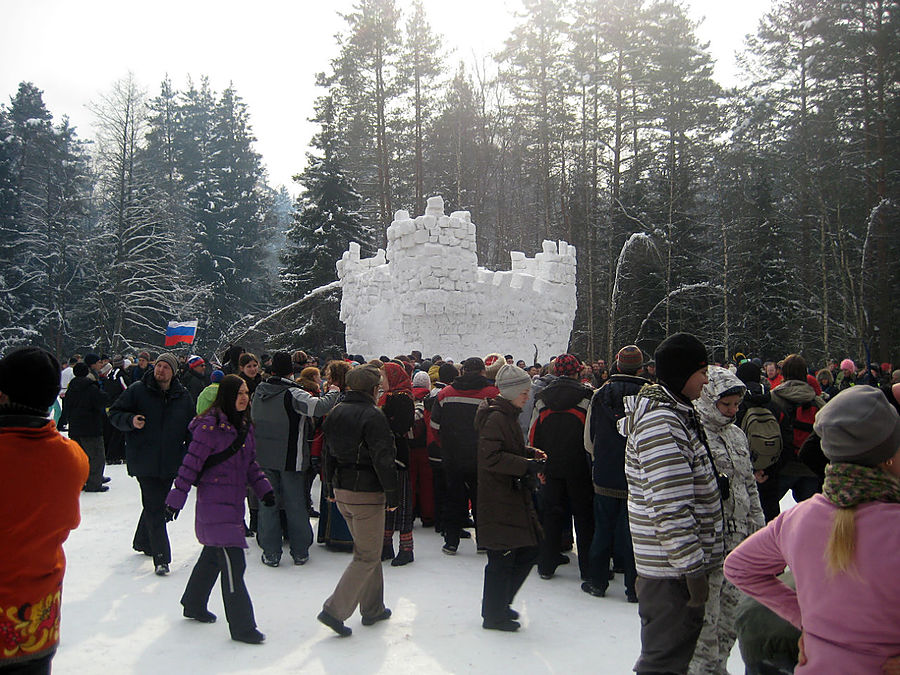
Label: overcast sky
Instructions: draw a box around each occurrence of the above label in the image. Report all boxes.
[1,0,771,195]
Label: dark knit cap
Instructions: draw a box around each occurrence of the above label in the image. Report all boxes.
[813,386,900,466]
[462,357,485,373]
[654,333,709,395]
[735,361,762,386]
[346,364,383,393]
[84,353,100,366]
[73,362,89,377]
[155,353,179,374]
[271,352,293,377]
[210,370,225,383]
[616,345,644,375]
[555,353,582,379]
[438,363,458,384]
[0,346,61,412]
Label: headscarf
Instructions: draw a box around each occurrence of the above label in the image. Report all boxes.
[378,361,413,406]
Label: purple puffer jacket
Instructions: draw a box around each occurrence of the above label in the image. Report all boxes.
[166,411,271,548]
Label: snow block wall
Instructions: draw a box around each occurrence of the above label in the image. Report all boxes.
[337,196,577,361]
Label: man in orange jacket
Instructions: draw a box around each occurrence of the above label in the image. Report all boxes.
[0,346,88,672]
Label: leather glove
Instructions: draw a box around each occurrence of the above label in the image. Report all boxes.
[685,571,709,608]
[525,459,546,477]
[261,491,276,508]
[164,505,179,522]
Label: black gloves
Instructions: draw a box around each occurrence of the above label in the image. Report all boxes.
[261,491,276,508]
[685,571,709,608]
[164,505,179,522]
[525,459,546,477]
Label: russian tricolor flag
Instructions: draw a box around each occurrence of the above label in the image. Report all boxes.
[165,320,198,346]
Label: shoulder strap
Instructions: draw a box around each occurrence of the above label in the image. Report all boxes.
[196,425,249,480]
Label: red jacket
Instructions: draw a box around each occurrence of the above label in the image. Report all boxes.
[1,415,88,666]
[430,374,499,473]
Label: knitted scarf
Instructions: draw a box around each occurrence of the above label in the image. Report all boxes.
[822,462,900,508]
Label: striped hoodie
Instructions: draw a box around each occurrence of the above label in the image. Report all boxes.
[619,383,724,578]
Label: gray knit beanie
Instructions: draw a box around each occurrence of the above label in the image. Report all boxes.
[155,353,179,375]
[813,385,900,466]
[495,364,532,400]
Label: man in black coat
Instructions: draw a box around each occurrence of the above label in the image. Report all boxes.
[64,362,109,492]
[529,353,594,581]
[582,345,648,601]
[109,352,194,575]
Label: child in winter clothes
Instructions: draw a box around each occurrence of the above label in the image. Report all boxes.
[165,375,274,644]
[379,362,416,566]
[689,366,765,675]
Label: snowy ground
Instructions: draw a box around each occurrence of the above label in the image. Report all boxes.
[57,464,767,674]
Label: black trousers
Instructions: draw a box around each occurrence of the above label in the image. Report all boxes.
[634,576,705,675]
[181,546,256,637]
[538,471,594,579]
[0,652,53,674]
[430,461,447,532]
[481,546,539,622]
[443,468,477,547]
[133,476,173,564]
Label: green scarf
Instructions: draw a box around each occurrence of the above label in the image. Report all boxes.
[822,462,900,508]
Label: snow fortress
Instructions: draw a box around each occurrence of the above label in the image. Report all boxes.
[337,195,577,362]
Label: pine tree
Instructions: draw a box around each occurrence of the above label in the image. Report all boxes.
[279,95,364,353]
[88,74,181,353]
[0,83,93,353]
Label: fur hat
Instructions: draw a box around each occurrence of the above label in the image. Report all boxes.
[839,358,856,373]
[615,345,644,375]
[654,333,708,396]
[155,353,179,375]
[495,364,532,401]
[554,353,582,379]
[346,364,383,393]
[0,346,61,412]
[813,386,900,466]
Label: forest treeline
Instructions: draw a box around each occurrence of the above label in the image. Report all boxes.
[2,0,898,364]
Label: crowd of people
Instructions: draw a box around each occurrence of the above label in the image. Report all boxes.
[1,339,898,673]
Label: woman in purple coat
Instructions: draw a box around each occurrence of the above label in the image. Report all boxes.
[165,375,274,644]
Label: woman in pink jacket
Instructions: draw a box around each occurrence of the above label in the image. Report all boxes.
[724,385,900,674]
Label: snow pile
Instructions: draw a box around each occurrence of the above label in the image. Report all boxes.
[337,196,577,361]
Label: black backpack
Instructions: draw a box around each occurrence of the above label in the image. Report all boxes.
[740,405,783,471]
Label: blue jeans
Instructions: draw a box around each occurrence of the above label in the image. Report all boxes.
[587,493,636,595]
[258,469,312,560]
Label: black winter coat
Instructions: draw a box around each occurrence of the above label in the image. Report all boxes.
[108,372,195,479]
[381,391,415,468]
[322,390,399,507]
[181,369,208,402]
[531,377,593,478]
[64,375,107,437]
[587,374,649,496]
